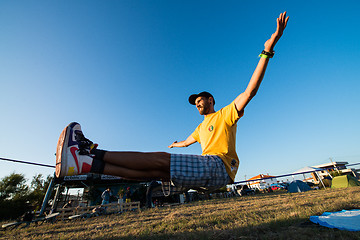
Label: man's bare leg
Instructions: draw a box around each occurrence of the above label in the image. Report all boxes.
[101,151,171,180]
[56,122,171,179]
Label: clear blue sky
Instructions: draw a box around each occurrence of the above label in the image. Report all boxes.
[1,1,359,183]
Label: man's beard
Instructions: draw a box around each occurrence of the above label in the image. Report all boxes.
[198,102,210,115]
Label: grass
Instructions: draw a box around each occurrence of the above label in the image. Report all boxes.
[2,187,360,239]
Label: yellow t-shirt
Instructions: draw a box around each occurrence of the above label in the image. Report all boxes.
[191,101,243,183]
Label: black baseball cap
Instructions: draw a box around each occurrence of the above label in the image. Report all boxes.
[188,91,215,105]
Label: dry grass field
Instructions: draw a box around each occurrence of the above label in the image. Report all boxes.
[2,187,360,240]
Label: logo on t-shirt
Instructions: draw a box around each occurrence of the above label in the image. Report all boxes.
[208,125,214,132]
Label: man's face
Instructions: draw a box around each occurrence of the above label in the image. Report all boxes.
[195,96,212,115]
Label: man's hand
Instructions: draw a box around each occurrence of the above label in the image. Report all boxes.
[168,135,197,148]
[264,11,289,52]
[168,141,178,148]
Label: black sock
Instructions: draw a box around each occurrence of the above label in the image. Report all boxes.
[91,149,107,161]
[90,158,105,174]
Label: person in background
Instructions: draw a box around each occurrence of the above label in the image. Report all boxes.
[125,187,131,203]
[101,188,112,205]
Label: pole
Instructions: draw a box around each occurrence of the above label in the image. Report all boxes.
[316,172,326,189]
[51,184,62,212]
[39,175,55,216]
[330,157,341,175]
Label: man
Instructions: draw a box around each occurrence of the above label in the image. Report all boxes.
[125,187,131,203]
[56,12,289,190]
[101,188,112,205]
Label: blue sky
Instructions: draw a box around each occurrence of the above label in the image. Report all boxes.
[1,1,359,183]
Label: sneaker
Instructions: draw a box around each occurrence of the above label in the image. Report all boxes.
[56,122,94,178]
[76,130,97,155]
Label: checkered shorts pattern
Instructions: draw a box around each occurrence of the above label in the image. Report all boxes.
[170,154,230,190]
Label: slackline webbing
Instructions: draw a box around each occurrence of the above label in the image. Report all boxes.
[0,157,55,168]
[1,156,359,184]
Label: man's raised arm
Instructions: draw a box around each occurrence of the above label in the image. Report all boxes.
[234,11,289,113]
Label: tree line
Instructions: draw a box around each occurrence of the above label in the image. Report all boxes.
[0,173,52,220]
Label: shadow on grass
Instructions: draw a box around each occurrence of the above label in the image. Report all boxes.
[92,217,360,240]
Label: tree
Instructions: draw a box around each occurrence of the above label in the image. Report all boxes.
[0,173,30,220]
[28,174,54,210]
[0,173,53,220]
[0,173,29,201]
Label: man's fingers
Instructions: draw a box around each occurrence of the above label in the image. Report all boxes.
[278,11,286,25]
[275,18,282,37]
[285,16,289,28]
[277,11,289,33]
[168,141,178,148]
[282,12,288,26]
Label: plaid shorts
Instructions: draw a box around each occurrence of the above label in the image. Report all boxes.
[170,154,230,190]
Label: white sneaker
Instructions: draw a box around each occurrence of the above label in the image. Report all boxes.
[56,122,94,177]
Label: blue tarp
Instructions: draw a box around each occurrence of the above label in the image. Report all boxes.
[310,209,360,231]
[287,180,311,193]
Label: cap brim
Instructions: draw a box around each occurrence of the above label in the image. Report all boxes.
[188,94,199,105]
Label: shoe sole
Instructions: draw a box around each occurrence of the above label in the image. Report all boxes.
[56,122,78,178]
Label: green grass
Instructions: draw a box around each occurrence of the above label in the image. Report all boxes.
[2,187,360,239]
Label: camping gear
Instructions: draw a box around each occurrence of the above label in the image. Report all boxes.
[331,175,360,188]
[287,180,311,193]
[310,209,360,231]
[322,177,332,187]
[293,166,329,189]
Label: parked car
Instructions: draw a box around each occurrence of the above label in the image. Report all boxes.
[270,183,288,191]
[236,184,255,196]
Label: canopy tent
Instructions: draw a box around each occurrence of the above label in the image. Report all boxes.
[293,166,325,174]
[331,175,360,188]
[293,166,329,189]
[287,180,311,193]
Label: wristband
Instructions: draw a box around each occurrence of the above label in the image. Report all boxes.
[259,54,270,59]
[260,50,275,58]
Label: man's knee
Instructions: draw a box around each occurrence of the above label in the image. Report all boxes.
[150,152,170,169]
